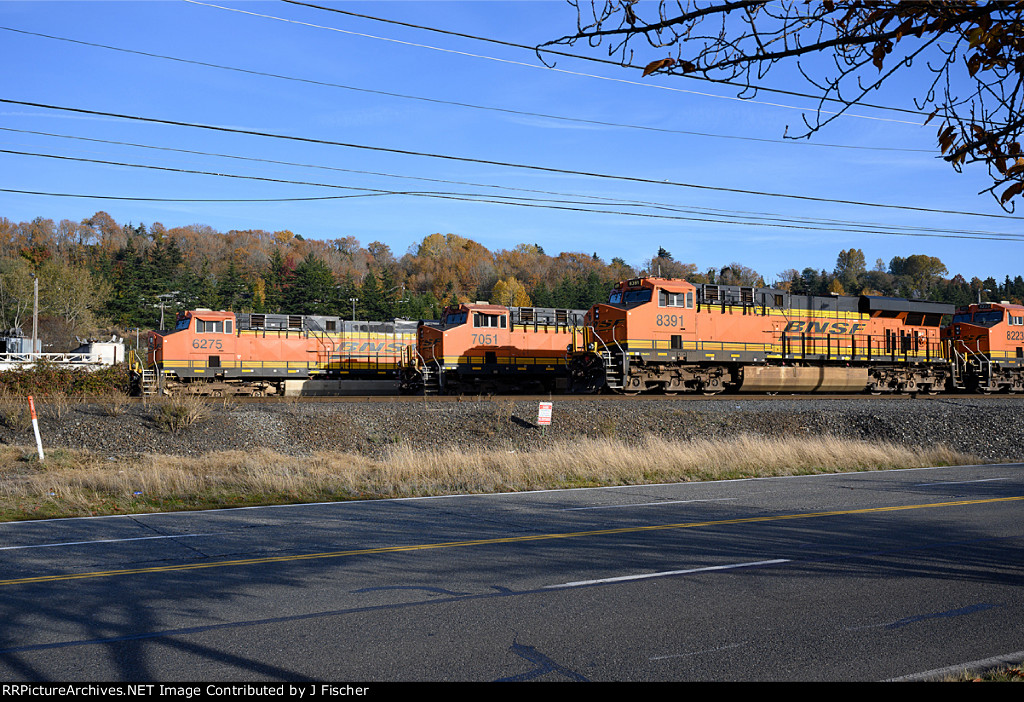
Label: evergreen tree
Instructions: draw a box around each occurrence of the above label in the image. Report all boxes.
[284,255,336,315]
[264,248,291,313]
[359,270,391,321]
[336,273,359,320]
[104,237,149,327]
[530,280,555,308]
[217,261,249,311]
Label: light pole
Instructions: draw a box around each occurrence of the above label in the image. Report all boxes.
[349,297,358,321]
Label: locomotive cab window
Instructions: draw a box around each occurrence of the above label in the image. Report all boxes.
[658,291,689,308]
[175,318,191,331]
[1010,315,1024,326]
[474,313,506,329]
[196,320,224,334]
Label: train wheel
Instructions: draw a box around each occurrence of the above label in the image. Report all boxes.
[700,377,724,396]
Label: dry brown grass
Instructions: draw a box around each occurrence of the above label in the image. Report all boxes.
[98,388,131,417]
[0,435,976,521]
[149,394,209,433]
[0,391,32,432]
[42,390,73,420]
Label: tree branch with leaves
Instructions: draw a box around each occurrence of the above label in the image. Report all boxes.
[543,0,1024,208]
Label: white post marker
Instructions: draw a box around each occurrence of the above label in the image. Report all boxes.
[27,395,44,462]
[537,401,553,427]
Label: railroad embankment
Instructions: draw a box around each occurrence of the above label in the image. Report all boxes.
[0,395,1019,520]
[3,394,1020,460]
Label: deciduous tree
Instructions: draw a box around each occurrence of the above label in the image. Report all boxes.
[546,1,1024,207]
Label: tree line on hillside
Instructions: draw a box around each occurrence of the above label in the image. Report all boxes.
[0,212,1020,351]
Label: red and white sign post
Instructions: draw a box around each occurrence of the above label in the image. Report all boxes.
[27,395,44,462]
[537,401,553,428]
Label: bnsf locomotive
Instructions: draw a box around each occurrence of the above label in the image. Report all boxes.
[944,300,1024,393]
[134,278,1024,397]
[567,277,956,395]
[399,303,586,394]
[140,309,416,396]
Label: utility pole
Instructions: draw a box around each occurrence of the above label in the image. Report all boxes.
[31,274,38,354]
[350,297,358,321]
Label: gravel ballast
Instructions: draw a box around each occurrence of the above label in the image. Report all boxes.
[3,395,1022,463]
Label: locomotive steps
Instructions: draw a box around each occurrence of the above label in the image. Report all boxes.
[0,395,1021,521]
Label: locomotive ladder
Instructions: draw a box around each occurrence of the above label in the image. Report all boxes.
[420,363,441,395]
[140,368,158,395]
[601,348,625,390]
[129,349,160,395]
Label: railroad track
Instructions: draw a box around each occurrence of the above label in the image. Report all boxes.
[123,392,1008,404]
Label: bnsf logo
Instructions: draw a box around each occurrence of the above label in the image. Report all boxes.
[336,341,406,353]
[783,322,866,334]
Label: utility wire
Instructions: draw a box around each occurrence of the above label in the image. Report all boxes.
[1,97,1015,220]
[279,0,929,119]
[0,187,394,203]
[5,147,1024,242]
[184,0,923,126]
[1,125,1011,239]
[0,25,929,154]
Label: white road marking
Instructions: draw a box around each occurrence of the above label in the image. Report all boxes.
[559,498,737,511]
[0,533,227,551]
[546,558,790,588]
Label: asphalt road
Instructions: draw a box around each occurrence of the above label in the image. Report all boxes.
[0,463,1022,682]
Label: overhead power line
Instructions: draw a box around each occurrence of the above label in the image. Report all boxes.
[184,0,923,127]
[0,187,388,203]
[277,0,927,119]
[5,146,1024,242]
[2,124,1010,240]
[0,25,929,154]
[1,97,1015,221]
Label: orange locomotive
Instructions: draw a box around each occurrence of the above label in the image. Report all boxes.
[944,301,1024,392]
[568,277,954,395]
[141,310,416,395]
[400,303,586,394]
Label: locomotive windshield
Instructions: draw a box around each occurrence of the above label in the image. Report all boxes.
[972,310,1004,327]
[443,311,468,327]
[609,289,652,306]
[175,317,191,331]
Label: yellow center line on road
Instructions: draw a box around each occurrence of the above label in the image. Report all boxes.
[2,495,1022,587]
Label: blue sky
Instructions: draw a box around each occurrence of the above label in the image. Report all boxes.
[1,0,1021,283]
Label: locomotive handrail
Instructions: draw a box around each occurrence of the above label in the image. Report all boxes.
[951,338,993,389]
[567,321,589,359]
[584,325,611,356]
